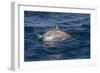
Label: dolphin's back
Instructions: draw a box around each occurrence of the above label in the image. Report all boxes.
[42,28,71,42]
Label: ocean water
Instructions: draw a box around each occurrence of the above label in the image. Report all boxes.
[24,11,90,61]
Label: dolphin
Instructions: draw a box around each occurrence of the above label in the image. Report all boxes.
[39,25,71,43]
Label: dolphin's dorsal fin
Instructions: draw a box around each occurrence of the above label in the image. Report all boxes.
[55,25,60,29]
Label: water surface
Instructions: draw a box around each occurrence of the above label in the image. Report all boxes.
[24,11,90,61]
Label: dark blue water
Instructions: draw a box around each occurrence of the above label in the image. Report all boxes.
[24,11,90,61]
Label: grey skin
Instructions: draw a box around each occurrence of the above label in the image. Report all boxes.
[39,26,71,43]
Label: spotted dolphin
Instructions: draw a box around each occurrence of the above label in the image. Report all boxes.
[39,26,71,43]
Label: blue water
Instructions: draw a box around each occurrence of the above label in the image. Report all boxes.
[24,11,90,61]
